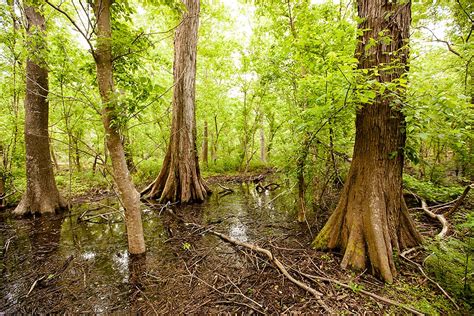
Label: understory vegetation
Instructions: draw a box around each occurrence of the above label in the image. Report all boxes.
[0,0,472,313]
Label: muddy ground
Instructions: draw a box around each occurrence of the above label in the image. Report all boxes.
[0,175,467,314]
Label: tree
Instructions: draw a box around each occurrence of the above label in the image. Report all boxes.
[142,0,210,203]
[312,0,423,283]
[92,0,145,254]
[13,2,65,216]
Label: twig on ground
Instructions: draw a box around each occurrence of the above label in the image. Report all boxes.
[26,276,45,297]
[214,300,264,314]
[297,271,424,316]
[190,224,332,313]
[217,183,234,195]
[401,248,459,309]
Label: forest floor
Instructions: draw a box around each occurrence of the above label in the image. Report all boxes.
[0,172,470,314]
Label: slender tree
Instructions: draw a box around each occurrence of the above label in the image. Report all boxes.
[312,0,422,283]
[14,2,65,216]
[142,0,210,203]
[92,0,145,254]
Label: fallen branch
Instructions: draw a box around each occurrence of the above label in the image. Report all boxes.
[444,184,472,218]
[0,190,16,201]
[421,199,448,239]
[298,271,424,316]
[401,248,459,309]
[187,223,331,313]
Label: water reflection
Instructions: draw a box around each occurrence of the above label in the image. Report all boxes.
[1,179,302,313]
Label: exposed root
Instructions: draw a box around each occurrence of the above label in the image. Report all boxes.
[13,194,66,216]
[421,199,448,239]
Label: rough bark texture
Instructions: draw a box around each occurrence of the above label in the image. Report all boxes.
[202,121,208,167]
[14,4,65,216]
[93,0,145,254]
[142,0,210,203]
[312,0,422,283]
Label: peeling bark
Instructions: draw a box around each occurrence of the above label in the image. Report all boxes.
[312,0,422,283]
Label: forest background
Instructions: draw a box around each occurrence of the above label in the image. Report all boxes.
[0,0,472,311]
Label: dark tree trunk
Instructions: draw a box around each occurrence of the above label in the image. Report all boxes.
[14,4,65,216]
[0,145,5,208]
[93,0,145,254]
[142,0,210,203]
[312,0,422,283]
[73,137,81,172]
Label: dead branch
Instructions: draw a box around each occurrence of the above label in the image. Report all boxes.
[0,190,16,201]
[187,223,331,313]
[421,199,448,239]
[298,271,424,316]
[217,183,234,196]
[401,248,459,309]
[444,184,472,218]
[264,183,280,191]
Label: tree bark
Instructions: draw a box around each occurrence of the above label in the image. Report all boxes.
[14,4,65,216]
[202,121,208,167]
[93,0,145,254]
[142,0,210,203]
[312,0,422,283]
[260,126,266,163]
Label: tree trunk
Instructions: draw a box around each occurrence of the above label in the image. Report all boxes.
[93,0,145,254]
[14,4,65,216]
[73,136,81,172]
[142,0,210,203]
[312,0,422,283]
[202,121,208,167]
[297,136,310,223]
[260,127,266,163]
[0,145,5,208]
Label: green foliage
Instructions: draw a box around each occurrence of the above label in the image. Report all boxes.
[425,237,474,308]
[403,174,465,202]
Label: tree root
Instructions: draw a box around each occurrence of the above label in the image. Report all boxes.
[421,199,448,239]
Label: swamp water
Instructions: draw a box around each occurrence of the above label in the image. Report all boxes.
[1,182,317,313]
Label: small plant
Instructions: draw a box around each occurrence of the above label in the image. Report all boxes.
[182,242,191,251]
[348,281,364,293]
[425,237,473,308]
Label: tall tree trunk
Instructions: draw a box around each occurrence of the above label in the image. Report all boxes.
[142,0,210,203]
[260,126,266,163]
[93,0,145,254]
[0,145,5,208]
[312,0,422,283]
[14,4,65,216]
[73,136,81,172]
[202,121,208,167]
